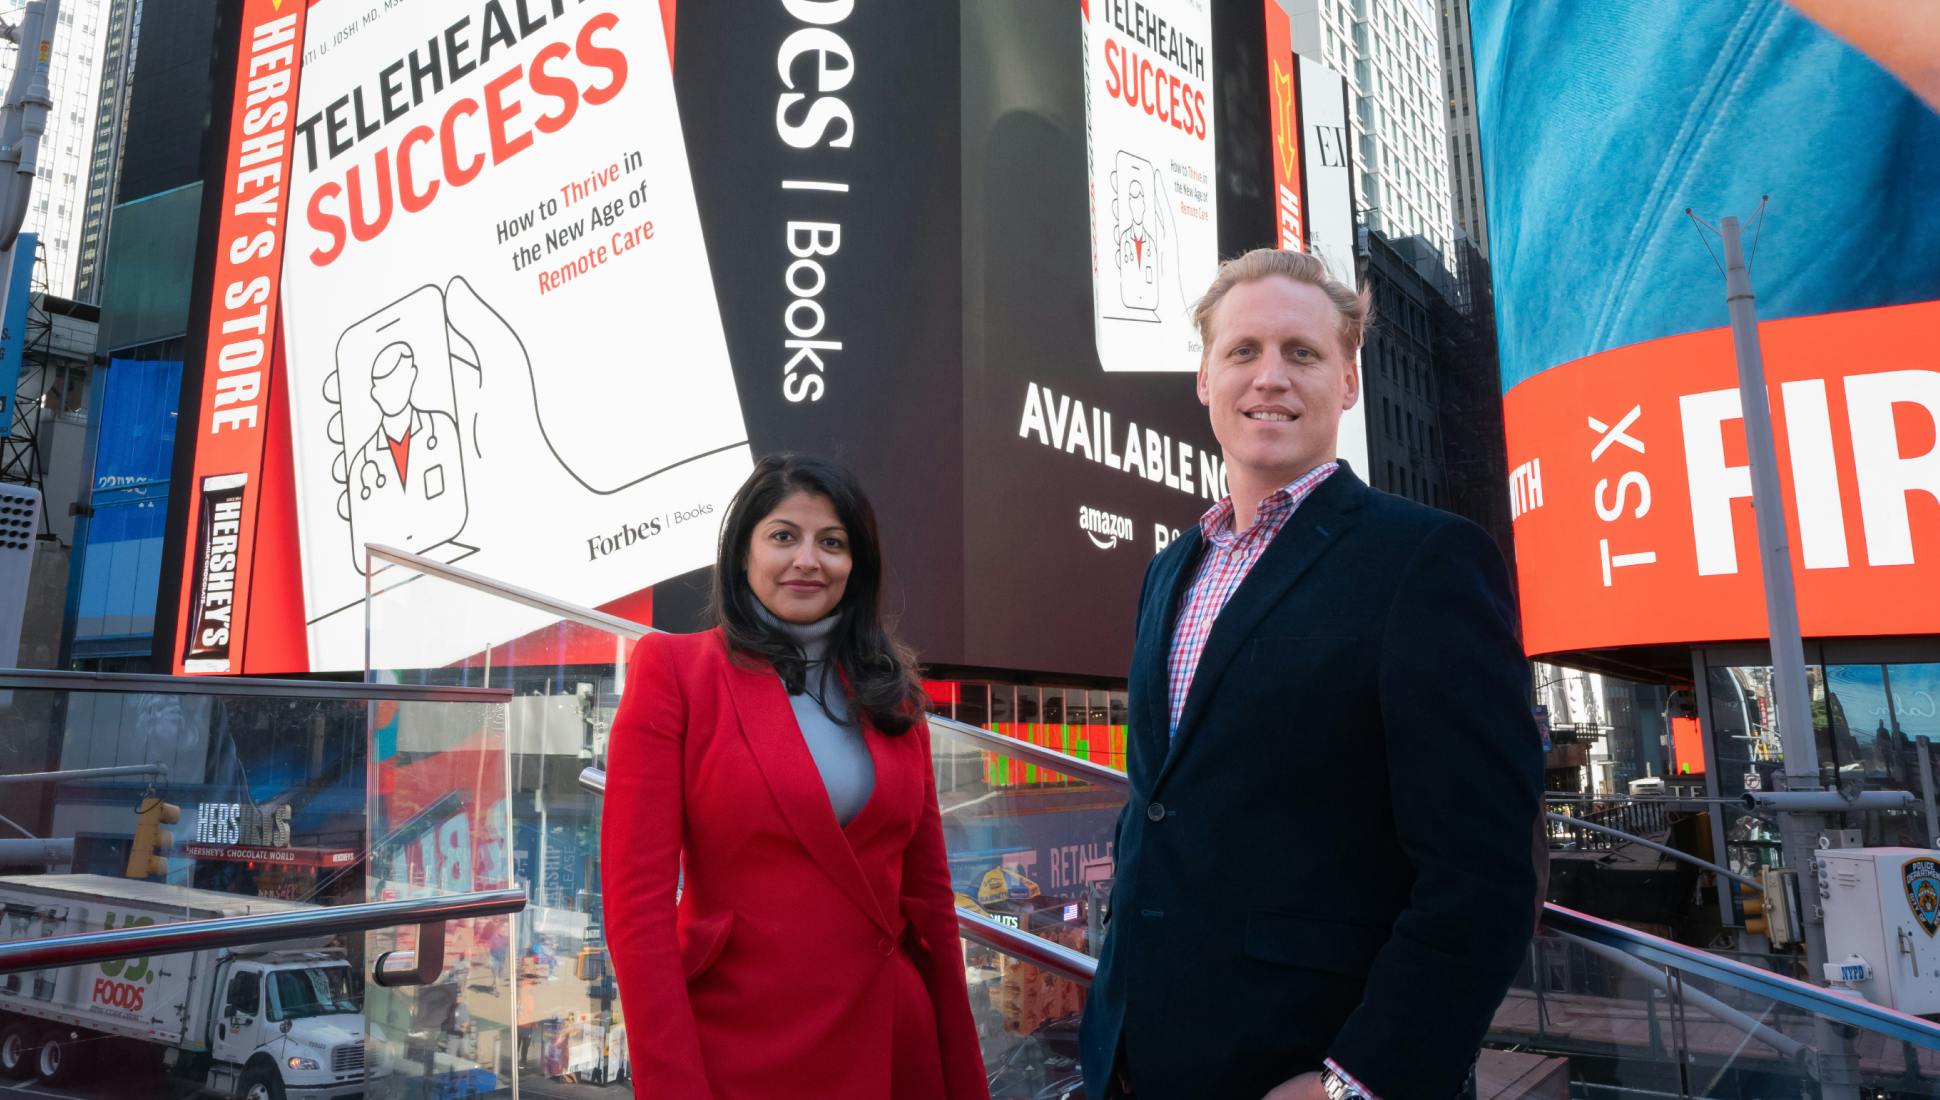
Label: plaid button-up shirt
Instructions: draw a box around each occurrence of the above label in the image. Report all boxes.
[1166,461,1339,738]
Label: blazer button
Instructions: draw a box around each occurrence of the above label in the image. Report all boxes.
[877,937,895,957]
[1146,802,1166,822]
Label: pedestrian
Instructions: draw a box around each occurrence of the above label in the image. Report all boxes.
[1079,249,1544,1099]
[603,454,989,1100]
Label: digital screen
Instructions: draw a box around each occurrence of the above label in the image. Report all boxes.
[1476,1,1940,655]
[175,0,1315,677]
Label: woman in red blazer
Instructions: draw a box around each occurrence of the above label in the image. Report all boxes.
[602,454,989,1100]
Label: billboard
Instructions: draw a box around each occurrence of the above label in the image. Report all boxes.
[1475,1,1940,656]
[958,0,1310,675]
[0,235,37,425]
[177,0,748,673]
[1083,0,1219,374]
[170,0,1302,677]
[1295,55,1361,476]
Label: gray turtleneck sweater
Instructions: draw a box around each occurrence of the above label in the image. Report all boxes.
[767,610,876,826]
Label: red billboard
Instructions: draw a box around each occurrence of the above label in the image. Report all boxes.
[1475,3,1940,656]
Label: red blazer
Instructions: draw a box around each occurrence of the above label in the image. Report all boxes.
[602,628,989,1100]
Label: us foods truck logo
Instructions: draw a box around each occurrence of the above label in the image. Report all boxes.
[1079,505,1135,550]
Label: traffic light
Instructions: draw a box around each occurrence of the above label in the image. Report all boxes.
[1740,883,1768,937]
[125,796,180,879]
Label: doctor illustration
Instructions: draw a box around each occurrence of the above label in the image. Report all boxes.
[1112,153,1164,316]
[345,340,469,568]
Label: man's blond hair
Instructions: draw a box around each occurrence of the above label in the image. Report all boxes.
[1192,248,1371,363]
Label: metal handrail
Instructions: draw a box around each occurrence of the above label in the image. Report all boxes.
[0,669,512,703]
[372,545,1129,789]
[366,544,651,640]
[368,546,1127,788]
[0,888,526,976]
[902,737,1857,1035]
[1546,810,1761,892]
[1542,902,1940,1050]
[1547,928,1806,1062]
[581,724,1125,794]
[577,768,1096,984]
[957,907,1096,986]
[577,761,1940,1048]
[0,765,168,786]
[925,712,1132,788]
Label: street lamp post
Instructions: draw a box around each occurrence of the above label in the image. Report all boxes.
[0,1,58,318]
[1699,208,1860,1098]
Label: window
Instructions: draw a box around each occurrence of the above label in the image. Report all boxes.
[225,972,261,1018]
[267,967,359,1022]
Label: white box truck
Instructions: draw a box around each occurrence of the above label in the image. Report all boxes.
[0,874,366,1100]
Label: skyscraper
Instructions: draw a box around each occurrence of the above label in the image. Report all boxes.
[71,0,139,304]
[0,0,118,298]
[1438,0,1487,259]
[1282,0,1456,270]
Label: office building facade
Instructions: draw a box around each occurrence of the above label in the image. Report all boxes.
[70,0,140,304]
[0,0,119,298]
[1436,0,1487,259]
[1284,0,1457,270]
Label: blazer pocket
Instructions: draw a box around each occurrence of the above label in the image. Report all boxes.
[1243,909,1387,978]
[678,911,734,982]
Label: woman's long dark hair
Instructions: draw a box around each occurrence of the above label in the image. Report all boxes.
[709,454,925,734]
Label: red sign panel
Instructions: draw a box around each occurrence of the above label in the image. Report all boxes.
[1505,301,1940,656]
[183,844,361,868]
[176,0,308,673]
[1262,0,1302,251]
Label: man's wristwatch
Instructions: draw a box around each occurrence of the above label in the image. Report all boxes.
[1322,1067,1374,1100]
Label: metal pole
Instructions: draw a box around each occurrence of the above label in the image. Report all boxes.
[1545,811,1761,891]
[0,836,71,863]
[1920,738,1939,846]
[0,764,167,785]
[1719,214,1857,1097]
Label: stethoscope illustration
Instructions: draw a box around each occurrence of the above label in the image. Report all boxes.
[357,409,445,500]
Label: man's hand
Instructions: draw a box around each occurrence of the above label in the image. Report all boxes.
[1262,1071,1326,1100]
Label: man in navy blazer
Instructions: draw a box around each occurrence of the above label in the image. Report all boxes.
[1079,249,1543,1100]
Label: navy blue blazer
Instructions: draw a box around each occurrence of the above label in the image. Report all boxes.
[1079,466,1542,1100]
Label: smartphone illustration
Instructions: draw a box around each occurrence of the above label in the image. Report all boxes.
[332,286,470,572]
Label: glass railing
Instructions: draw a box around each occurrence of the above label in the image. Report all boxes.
[355,549,1940,1098]
[917,718,1940,1098]
[921,715,1121,1100]
[364,544,643,1090]
[0,670,508,1100]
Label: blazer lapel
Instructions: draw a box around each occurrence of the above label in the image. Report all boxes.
[1157,469,1369,787]
[721,652,893,935]
[1132,530,1205,782]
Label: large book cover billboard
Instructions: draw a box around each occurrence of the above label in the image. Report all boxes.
[178,0,749,672]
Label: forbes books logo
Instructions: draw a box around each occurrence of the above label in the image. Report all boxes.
[1079,505,1135,550]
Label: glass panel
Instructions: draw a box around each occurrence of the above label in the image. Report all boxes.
[1888,665,1940,744]
[366,692,513,1100]
[1483,930,1901,1098]
[1710,660,1940,887]
[0,677,501,1100]
[1827,664,1930,848]
[365,552,638,1090]
[928,719,1122,1093]
[1707,664,1820,901]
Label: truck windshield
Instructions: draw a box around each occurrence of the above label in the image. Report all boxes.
[267,966,360,1021]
